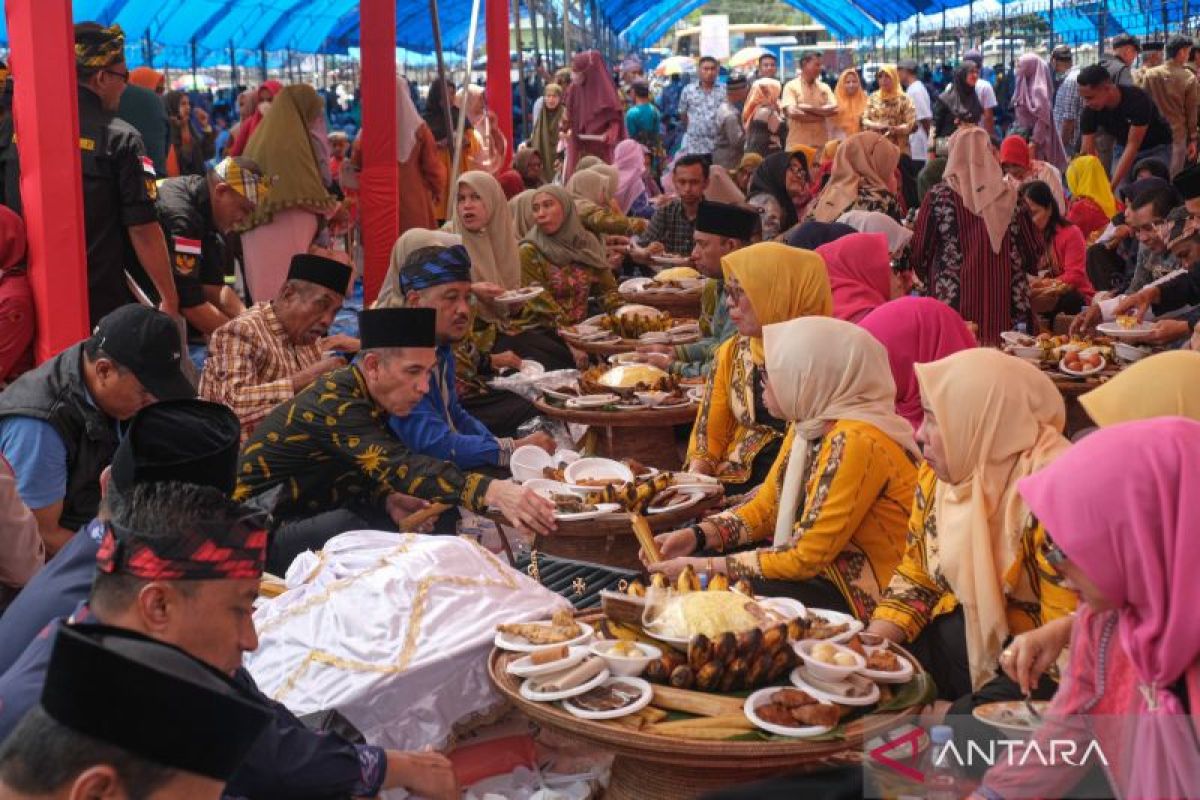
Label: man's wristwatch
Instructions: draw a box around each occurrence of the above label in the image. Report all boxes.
[691,525,707,553]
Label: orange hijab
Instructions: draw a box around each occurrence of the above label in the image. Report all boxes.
[833,69,867,137]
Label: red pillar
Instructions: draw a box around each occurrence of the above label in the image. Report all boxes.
[358,0,398,306]
[7,0,89,361]
[486,0,515,166]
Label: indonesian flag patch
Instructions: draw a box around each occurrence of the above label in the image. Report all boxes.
[173,236,202,256]
[140,156,156,177]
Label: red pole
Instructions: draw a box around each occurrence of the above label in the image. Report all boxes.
[6,0,89,361]
[358,0,398,307]
[486,0,515,167]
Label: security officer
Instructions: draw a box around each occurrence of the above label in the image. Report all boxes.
[2,23,178,325]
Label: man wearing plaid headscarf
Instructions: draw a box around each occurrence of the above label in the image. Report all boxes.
[155,156,269,336]
[2,22,180,325]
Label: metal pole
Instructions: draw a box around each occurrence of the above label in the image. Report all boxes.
[514,0,529,142]
[1098,0,1107,53]
[529,0,545,75]
[941,9,947,62]
[451,0,484,192]
[968,0,974,49]
[190,39,198,89]
[229,42,238,87]
[915,14,920,59]
[563,0,571,59]
[428,0,457,162]
[1001,1,1006,71]
[1049,0,1055,47]
[260,47,267,83]
[1185,0,1191,33]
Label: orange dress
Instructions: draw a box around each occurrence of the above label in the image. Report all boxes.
[400,124,448,234]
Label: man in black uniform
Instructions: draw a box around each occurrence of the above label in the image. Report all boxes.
[3,23,177,325]
[157,156,264,336]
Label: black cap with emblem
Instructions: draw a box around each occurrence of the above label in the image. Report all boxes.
[91,304,194,401]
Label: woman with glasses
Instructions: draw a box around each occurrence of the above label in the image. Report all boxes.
[648,316,918,619]
[747,151,818,236]
[865,348,1076,722]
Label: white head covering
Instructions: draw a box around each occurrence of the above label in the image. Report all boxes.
[397,75,424,163]
[837,210,913,255]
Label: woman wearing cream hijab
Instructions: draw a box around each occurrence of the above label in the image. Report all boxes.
[809,131,902,223]
[683,242,831,495]
[867,349,1076,718]
[567,167,646,237]
[650,317,918,618]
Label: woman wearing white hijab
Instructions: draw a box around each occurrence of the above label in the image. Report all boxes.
[649,317,919,619]
[396,75,447,235]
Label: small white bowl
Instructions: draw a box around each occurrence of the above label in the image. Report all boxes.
[564,458,635,487]
[1059,354,1106,377]
[589,640,662,676]
[795,639,866,683]
[1008,345,1043,361]
[510,445,553,483]
[635,391,670,408]
[1114,342,1149,363]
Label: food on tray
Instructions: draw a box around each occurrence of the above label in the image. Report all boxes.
[596,364,670,390]
[622,457,652,477]
[497,609,582,645]
[845,635,866,657]
[647,591,764,639]
[574,477,626,488]
[570,680,644,713]
[756,689,840,729]
[607,641,644,658]
[1116,314,1138,330]
[654,266,701,285]
[796,612,852,640]
[551,493,597,514]
[530,656,606,693]
[544,384,579,397]
[650,486,694,510]
[594,306,674,340]
[531,644,570,665]
[810,642,858,667]
[865,650,902,672]
[1063,350,1103,372]
[676,564,702,593]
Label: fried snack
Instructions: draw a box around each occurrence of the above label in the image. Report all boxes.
[774,688,818,708]
[531,644,569,665]
[631,512,662,564]
[758,704,800,727]
[496,618,582,645]
[866,649,902,672]
[845,635,866,657]
[792,703,840,728]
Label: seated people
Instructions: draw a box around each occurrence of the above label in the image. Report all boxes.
[0,625,272,800]
[568,166,647,238]
[1108,213,1200,344]
[0,480,458,800]
[387,244,552,467]
[1065,154,1118,241]
[234,307,555,574]
[999,135,1066,213]
[866,349,1076,721]
[650,317,919,619]
[628,155,709,263]
[684,243,831,494]
[859,296,978,432]
[816,232,898,322]
[809,131,904,223]
[637,200,759,378]
[978,419,1200,800]
[749,151,819,236]
[0,399,240,675]
[200,252,355,440]
[157,156,261,337]
[1019,180,1095,316]
[0,305,194,554]
[0,456,39,611]
[520,185,620,324]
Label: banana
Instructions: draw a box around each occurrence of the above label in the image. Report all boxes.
[695,661,724,691]
[707,573,730,592]
[688,634,713,672]
[626,579,646,597]
[650,572,670,589]
[732,578,754,596]
[676,564,700,593]
[669,664,696,689]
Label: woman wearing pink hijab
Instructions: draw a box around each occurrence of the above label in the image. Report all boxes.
[612,139,651,216]
[859,297,976,431]
[977,417,1200,800]
[1013,53,1067,172]
[564,50,625,177]
[814,231,895,323]
[230,79,283,157]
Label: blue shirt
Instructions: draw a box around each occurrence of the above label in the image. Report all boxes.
[388,344,501,469]
[0,416,68,509]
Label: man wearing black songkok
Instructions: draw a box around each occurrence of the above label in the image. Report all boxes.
[236,307,556,573]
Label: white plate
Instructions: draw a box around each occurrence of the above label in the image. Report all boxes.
[743,687,837,738]
[641,626,691,648]
[1058,355,1106,377]
[1096,321,1156,339]
[542,385,581,402]
[510,445,555,483]
[973,700,1050,733]
[670,483,724,497]
[805,608,864,644]
[519,664,611,702]
[565,395,620,409]
[495,286,544,305]
[608,351,667,367]
[1000,331,1037,347]
[577,133,606,142]
[650,254,691,267]
[670,471,721,486]
[757,596,808,623]
[687,387,705,403]
[561,677,653,720]
[522,478,583,499]
[517,360,545,377]
[555,503,623,521]
[790,666,881,707]
[506,645,591,678]
[654,397,695,410]
[646,489,704,515]
[564,457,635,486]
[639,332,671,344]
[1114,341,1150,363]
[857,652,916,684]
[494,622,595,653]
[619,277,654,293]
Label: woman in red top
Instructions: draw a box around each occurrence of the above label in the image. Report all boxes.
[1020,180,1094,318]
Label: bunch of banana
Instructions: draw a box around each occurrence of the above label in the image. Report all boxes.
[596,617,666,649]
[600,312,673,339]
[581,472,673,512]
[643,620,801,694]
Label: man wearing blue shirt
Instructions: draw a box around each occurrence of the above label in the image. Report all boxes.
[388,245,554,470]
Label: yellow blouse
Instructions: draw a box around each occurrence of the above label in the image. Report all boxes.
[518,242,620,325]
[580,207,648,238]
[686,336,784,485]
[872,464,1078,642]
[720,420,917,620]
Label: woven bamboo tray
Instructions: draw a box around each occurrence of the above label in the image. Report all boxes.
[617,287,703,319]
[533,398,700,427]
[488,634,928,799]
[560,320,701,358]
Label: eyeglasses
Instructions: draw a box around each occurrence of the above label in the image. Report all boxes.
[103,68,130,84]
[1040,531,1069,567]
[786,164,808,178]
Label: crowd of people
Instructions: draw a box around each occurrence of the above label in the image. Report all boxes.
[0,18,1198,800]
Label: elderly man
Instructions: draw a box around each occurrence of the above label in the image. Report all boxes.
[0,305,193,554]
[200,252,355,439]
[388,245,552,469]
[235,307,555,574]
[712,76,749,171]
[0,480,458,800]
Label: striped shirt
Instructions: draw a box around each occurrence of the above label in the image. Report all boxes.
[199,303,321,440]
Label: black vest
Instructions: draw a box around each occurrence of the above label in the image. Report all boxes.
[0,343,119,531]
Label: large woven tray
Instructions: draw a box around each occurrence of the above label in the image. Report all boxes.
[617,287,703,319]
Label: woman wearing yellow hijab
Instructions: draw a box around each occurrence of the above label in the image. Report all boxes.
[651,317,918,619]
[1066,154,1119,241]
[830,68,867,140]
[1080,350,1200,426]
[683,243,831,493]
[866,349,1077,718]
[862,65,918,156]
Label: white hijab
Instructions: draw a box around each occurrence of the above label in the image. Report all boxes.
[837,210,913,255]
[397,75,424,163]
[763,317,919,546]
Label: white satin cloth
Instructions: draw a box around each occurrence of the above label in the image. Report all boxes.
[245,531,571,751]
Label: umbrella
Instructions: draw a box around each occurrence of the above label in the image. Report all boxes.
[729,46,770,71]
[171,74,217,91]
[655,55,696,77]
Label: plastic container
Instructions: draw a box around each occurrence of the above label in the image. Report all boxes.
[924,725,964,800]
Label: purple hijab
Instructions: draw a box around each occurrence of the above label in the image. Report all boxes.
[1014,53,1067,171]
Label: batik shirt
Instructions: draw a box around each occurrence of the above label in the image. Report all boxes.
[678,83,727,155]
[233,364,492,520]
[671,279,735,378]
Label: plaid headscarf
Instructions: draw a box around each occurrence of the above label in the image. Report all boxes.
[96,516,267,581]
[399,244,472,294]
[75,24,126,69]
[213,157,271,206]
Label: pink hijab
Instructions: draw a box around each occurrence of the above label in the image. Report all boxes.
[1013,53,1067,171]
[814,232,892,323]
[859,297,977,431]
[613,139,647,214]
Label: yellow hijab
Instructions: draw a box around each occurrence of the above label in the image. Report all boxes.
[833,69,867,137]
[1080,350,1200,426]
[1066,154,1118,218]
[915,349,1071,691]
[720,242,833,363]
[875,65,903,99]
[764,317,919,547]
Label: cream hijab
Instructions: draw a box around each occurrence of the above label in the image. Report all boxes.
[811,131,899,223]
[374,228,463,308]
[396,75,423,162]
[763,317,919,548]
[943,126,1018,255]
[509,189,539,239]
[914,348,1070,691]
[1079,350,1200,426]
[447,171,522,290]
[567,168,613,217]
[705,165,746,204]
